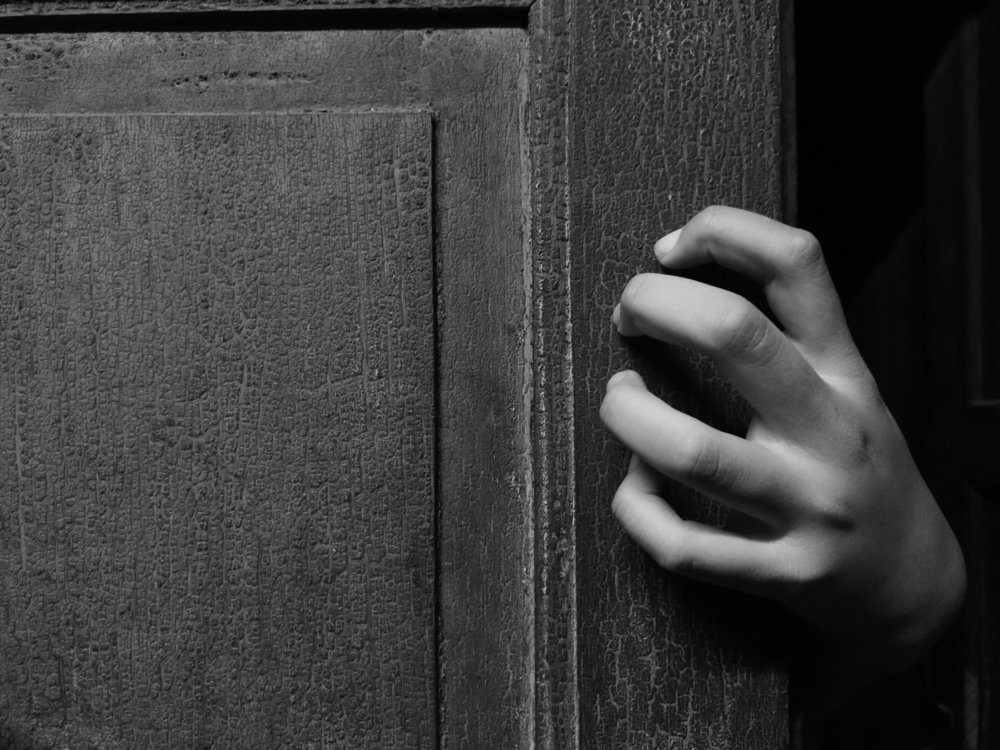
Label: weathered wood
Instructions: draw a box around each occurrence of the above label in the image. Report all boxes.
[0,28,532,748]
[0,6,800,746]
[567,1,790,747]
[527,1,577,747]
[0,0,530,17]
[0,111,435,747]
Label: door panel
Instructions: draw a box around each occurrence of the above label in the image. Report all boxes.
[0,4,795,747]
[0,111,435,747]
[0,25,531,749]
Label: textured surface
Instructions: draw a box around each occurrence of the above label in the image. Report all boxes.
[526,1,577,748]
[0,0,530,15]
[568,1,790,747]
[0,6,800,746]
[0,27,532,748]
[0,112,435,747]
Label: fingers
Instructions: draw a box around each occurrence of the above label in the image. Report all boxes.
[654,206,863,375]
[613,273,833,431]
[611,453,782,594]
[600,371,795,524]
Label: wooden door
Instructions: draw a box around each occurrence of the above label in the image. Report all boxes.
[1,110,437,746]
[0,3,792,747]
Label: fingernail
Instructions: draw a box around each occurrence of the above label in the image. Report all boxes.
[607,369,642,390]
[654,229,682,263]
[607,370,631,389]
[612,304,621,331]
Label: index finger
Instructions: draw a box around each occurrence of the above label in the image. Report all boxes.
[655,206,863,376]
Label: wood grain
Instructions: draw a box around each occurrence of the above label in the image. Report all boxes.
[567,2,790,747]
[526,1,577,748]
[0,27,531,748]
[0,0,530,16]
[0,112,435,747]
[0,6,801,746]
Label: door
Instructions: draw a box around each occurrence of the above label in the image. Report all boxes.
[0,3,791,747]
[1,110,438,747]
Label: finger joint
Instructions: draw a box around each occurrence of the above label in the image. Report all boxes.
[620,273,657,316]
[676,431,729,487]
[710,300,772,362]
[784,230,824,273]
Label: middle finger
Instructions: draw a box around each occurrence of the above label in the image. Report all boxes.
[615,272,833,432]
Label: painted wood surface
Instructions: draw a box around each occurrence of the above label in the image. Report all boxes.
[567,2,790,747]
[0,26,531,749]
[0,112,435,747]
[0,4,799,747]
[0,0,530,16]
[525,3,577,747]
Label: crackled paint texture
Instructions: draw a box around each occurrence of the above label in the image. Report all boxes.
[0,112,435,747]
[0,0,529,15]
[0,26,532,749]
[0,3,795,746]
[570,2,790,748]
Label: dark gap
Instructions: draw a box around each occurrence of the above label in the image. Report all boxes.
[794,0,986,301]
[793,4,923,300]
[793,2,987,749]
[0,6,529,34]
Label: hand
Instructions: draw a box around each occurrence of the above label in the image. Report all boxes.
[600,206,966,709]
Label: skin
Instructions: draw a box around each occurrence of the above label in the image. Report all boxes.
[599,206,966,712]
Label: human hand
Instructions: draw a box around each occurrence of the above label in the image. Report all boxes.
[600,206,966,708]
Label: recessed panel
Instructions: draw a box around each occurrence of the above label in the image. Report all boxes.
[0,112,435,747]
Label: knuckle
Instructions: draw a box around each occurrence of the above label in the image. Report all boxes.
[676,431,726,485]
[797,482,860,535]
[805,480,861,534]
[600,383,642,429]
[689,205,730,237]
[783,229,824,272]
[709,299,769,359]
[816,500,856,533]
[610,483,697,575]
[827,405,880,469]
[610,485,632,522]
[773,538,841,593]
[779,554,831,598]
[650,530,693,573]
[619,273,655,314]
